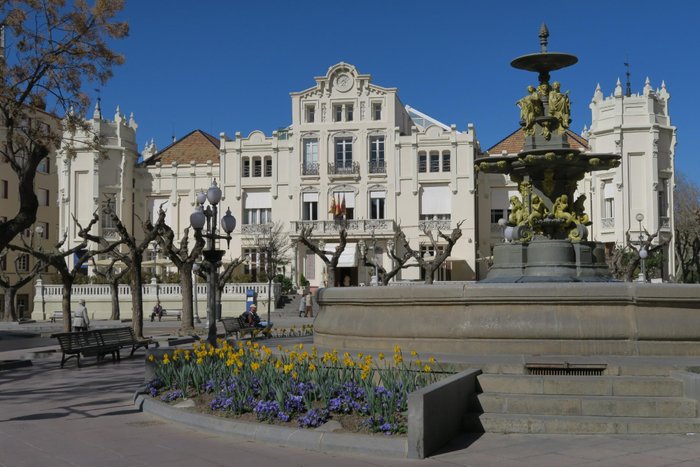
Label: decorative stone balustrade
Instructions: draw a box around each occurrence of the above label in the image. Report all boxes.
[290,219,396,237]
[33,281,281,321]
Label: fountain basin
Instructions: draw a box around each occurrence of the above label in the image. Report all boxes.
[313,283,700,356]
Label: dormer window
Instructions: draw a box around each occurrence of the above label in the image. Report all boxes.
[372,102,382,121]
[333,103,354,122]
[305,104,315,123]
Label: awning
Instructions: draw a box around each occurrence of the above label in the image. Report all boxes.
[325,243,357,268]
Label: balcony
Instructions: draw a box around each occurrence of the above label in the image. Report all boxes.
[301,162,319,176]
[291,219,396,237]
[328,161,360,178]
[241,223,274,235]
[369,160,386,175]
[418,219,452,231]
[601,217,615,230]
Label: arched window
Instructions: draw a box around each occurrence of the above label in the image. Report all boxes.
[442,150,451,172]
[242,157,250,177]
[418,151,427,173]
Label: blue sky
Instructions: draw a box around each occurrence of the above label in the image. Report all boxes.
[98,1,699,182]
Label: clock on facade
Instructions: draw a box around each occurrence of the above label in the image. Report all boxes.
[334,73,353,92]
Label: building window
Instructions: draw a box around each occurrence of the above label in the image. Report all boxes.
[305,104,315,123]
[243,208,272,225]
[37,188,49,206]
[242,158,250,177]
[37,221,49,240]
[334,105,343,122]
[303,139,319,175]
[420,185,451,220]
[101,199,115,230]
[429,151,440,172]
[333,104,353,122]
[372,102,382,121]
[264,158,272,177]
[17,254,29,272]
[243,247,267,282]
[302,192,319,221]
[603,182,615,219]
[253,158,262,177]
[369,136,385,173]
[332,191,355,220]
[658,182,668,217]
[491,209,505,224]
[16,294,29,317]
[37,157,50,174]
[369,191,385,220]
[1,180,8,199]
[418,152,427,173]
[335,137,353,169]
[442,151,451,172]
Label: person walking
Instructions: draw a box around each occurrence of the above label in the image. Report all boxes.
[298,291,306,317]
[304,290,313,318]
[73,299,90,332]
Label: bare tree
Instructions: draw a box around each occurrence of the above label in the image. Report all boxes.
[9,210,120,331]
[674,173,700,283]
[156,219,205,335]
[0,1,128,254]
[90,252,130,320]
[298,221,348,287]
[104,204,165,339]
[0,246,42,321]
[397,221,464,284]
[246,222,291,324]
[608,229,669,282]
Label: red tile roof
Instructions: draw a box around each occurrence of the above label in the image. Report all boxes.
[142,130,219,166]
[487,128,589,155]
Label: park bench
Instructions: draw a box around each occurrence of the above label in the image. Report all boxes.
[50,311,76,323]
[150,308,182,321]
[51,330,120,368]
[220,316,260,340]
[97,327,157,357]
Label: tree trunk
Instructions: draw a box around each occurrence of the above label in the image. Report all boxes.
[130,253,145,338]
[61,276,73,332]
[109,280,120,320]
[424,267,435,285]
[327,266,335,288]
[179,264,195,335]
[3,288,17,322]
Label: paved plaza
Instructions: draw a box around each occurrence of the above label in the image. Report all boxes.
[2,321,700,466]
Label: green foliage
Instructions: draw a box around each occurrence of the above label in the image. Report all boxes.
[275,274,294,294]
[299,273,309,287]
[232,273,252,283]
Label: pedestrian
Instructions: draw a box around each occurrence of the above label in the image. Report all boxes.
[73,299,90,332]
[151,301,164,322]
[304,290,313,318]
[244,304,273,338]
[298,290,306,317]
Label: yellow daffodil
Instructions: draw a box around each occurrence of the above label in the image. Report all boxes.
[148,354,155,362]
[378,353,385,360]
[424,365,432,373]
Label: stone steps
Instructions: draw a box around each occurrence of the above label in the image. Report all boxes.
[468,372,699,434]
[478,374,684,397]
[464,412,700,434]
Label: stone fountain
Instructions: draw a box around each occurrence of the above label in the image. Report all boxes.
[475,24,620,282]
[313,27,700,357]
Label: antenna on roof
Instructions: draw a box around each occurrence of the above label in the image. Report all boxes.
[171,123,176,143]
[624,60,632,97]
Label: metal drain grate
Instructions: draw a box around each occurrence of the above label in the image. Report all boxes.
[525,363,606,376]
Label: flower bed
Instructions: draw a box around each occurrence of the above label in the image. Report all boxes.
[147,340,450,434]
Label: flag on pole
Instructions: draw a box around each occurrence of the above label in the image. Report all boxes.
[334,193,342,216]
[341,193,346,216]
[328,195,336,214]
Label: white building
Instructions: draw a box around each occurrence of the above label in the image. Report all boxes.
[58,65,676,286]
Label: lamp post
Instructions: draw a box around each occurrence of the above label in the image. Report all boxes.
[636,213,647,282]
[192,262,201,324]
[35,225,46,321]
[190,180,236,345]
[151,240,160,302]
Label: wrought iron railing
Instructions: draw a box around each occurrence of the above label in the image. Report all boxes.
[241,223,274,235]
[369,160,386,174]
[419,219,452,231]
[291,219,395,235]
[328,161,359,175]
[302,162,319,176]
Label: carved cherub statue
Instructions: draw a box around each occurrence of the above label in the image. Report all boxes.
[509,196,524,225]
[517,85,543,136]
[552,194,575,226]
[527,195,546,225]
[549,81,571,134]
[572,194,591,225]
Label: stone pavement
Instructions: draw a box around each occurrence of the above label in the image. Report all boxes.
[2,333,700,465]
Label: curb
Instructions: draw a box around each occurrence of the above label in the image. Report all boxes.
[134,394,408,458]
[0,359,33,371]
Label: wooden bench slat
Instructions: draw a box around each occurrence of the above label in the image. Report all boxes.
[52,327,159,368]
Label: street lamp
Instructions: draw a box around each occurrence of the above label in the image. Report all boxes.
[190,179,236,345]
[636,213,647,282]
[192,262,201,324]
[151,240,160,302]
[35,224,46,321]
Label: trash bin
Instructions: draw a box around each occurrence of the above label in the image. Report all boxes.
[246,289,258,313]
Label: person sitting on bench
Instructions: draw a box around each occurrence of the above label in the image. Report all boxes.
[242,304,272,337]
[150,301,164,322]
